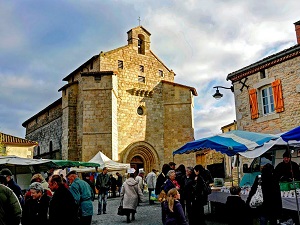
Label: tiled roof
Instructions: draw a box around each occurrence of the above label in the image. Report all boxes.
[162,80,198,96]
[0,132,38,146]
[227,44,300,82]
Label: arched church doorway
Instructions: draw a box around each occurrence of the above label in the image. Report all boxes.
[122,141,159,174]
[130,156,144,176]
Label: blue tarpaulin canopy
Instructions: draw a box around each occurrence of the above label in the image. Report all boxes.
[281,126,300,142]
[173,130,278,156]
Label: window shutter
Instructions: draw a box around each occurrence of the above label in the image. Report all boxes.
[272,79,284,113]
[249,89,259,119]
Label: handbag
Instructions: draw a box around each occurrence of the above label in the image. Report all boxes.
[200,176,212,195]
[117,198,125,216]
[249,177,263,208]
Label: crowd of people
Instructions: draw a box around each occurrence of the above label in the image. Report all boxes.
[0,168,94,225]
[153,162,213,225]
[1,150,298,225]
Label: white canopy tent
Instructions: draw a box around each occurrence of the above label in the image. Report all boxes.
[71,151,130,172]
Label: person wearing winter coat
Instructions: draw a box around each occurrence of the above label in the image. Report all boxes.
[120,173,144,223]
[21,182,51,225]
[225,186,251,225]
[135,171,145,193]
[183,166,195,223]
[189,164,209,225]
[67,170,93,225]
[162,188,188,225]
[145,169,157,204]
[0,175,22,225]
[24,173,52,201]
[163,170,180,194]
[175,164,186,213]
[48,175,78,225]
[0,168,24,207]
[96,167,110,214]
[155,164,171,195]
[246,163,282,225]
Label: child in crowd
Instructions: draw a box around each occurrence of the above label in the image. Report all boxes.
[225,186,250,225]
[162,188,188,225]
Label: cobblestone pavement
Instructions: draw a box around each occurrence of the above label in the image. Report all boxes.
[91,194,227,225]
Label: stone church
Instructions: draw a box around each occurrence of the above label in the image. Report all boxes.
[22,26,198,173]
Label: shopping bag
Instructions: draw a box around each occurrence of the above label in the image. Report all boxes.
[249,184,263,208]
[117,198,125,216]
[150,190,158,201]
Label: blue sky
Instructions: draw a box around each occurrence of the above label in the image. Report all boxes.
[0,0,299,140]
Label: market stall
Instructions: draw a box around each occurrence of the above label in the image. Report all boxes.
[208,190,300,211]
[173,126,300,223]
[70,151,130,172]
[0,155,59,189]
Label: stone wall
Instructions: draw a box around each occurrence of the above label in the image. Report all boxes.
[23,26,197,171]
[80,74,114,161]
[163,83,196,167]
[26,117,62,157]
[234,56,300,133]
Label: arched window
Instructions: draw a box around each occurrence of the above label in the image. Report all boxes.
[138,34,145,55]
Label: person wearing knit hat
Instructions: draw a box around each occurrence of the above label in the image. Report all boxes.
[274,150,300,182]
[24,174,53,201]
[21,182,51,225]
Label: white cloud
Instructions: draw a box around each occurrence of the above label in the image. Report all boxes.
[0,0,300,139]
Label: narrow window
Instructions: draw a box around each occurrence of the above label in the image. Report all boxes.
[159,70,164,77]
[138,76,145,83]
[260,70,266,79]
[49,141,53,153]
[118,60,123,69]
[138,34,145,55]
[261,86,274,115]
[90,61,93,70]
[37,146,40,156]
[140,65,144,72]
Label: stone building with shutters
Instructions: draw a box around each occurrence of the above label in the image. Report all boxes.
[226,20,300,134]
[22,26,198,173]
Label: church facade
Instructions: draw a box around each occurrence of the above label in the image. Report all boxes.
[22,26,197,172]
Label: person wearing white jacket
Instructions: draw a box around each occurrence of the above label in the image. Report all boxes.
[145,169,157,204]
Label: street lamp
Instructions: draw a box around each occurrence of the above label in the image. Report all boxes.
[212,86,234,100]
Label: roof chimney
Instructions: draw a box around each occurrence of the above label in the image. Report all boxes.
[294,20,300,44]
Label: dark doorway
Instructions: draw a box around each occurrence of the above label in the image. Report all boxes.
[130,156,144,177]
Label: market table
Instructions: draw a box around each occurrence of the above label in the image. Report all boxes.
[208,191,300,211]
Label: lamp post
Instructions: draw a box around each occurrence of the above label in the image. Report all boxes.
[212,86,234,100]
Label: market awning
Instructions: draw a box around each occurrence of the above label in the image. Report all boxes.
[173,130,278,156]
[0,156,59,174]
[51,159,100,168]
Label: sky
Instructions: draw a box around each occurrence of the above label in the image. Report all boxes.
[0,0,299,140]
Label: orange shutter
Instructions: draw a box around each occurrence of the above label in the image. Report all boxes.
[249,89,259,119]
[272,79,284,113]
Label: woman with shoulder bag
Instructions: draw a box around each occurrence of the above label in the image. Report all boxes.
[246,163,282,225]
